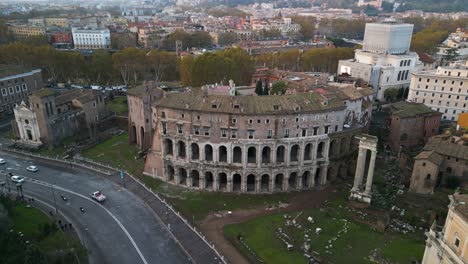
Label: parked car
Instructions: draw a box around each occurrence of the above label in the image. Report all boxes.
[26,165,39,172]
[91,191,106,202]
[0,158,5,164]
[10,175,25,183]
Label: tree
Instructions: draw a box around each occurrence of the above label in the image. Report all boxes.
[292,16,317,41]
[179,55,194,86]
[112,47,146,85]
[255,80,263,95]
[384,88,399,102]
[270,81,287,95]
[263,81,269,95]
[218,32,238,46]
[190,31,213,48]
[191,52,236,87]
[219,48,254,85]
[0,19,14,44]
[442,47,458,64]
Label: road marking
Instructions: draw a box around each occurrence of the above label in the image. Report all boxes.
[25,177,149,264]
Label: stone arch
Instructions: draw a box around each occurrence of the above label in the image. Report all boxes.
[317,142,325,158]
[290,144,300,162]
[304,143,312,161]
[232,173,242,191]
[247,146,257,164]
[178,168,187,185]
[247,174,256,192]
[140,126,145,147]
[314,167,321,186]
[274,173,284,191]
[204,144,213,161]
[166,165,175,182]
[261,174,270,192]
[276,145,286,163]
[191,143,199,160]
[289,172,297,190]
[130,124,137,143]
[177,141,186,158]
[302,171,310,189]
[262,146,271,164]
[329,140,336,157]
[190,170,200,187]
[218,172,227,191]
[164,139,173,156]
[219,146,228,162]
[205,172,214,189]
[340,137,348,153]
[233,146,242,163]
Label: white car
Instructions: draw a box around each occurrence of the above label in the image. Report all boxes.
[11,175,25,183]
[26,165,39,172]
[91,191,106,202]
[0,158,5,164]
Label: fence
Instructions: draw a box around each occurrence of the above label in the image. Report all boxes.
[1,147,227,264]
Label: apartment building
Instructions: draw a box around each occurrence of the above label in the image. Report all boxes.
[72,27,111,49]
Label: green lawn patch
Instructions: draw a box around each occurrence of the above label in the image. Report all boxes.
[224,196,425,264]
[107,96,128,116]
[1,198,87,264]
[81,132,144,176]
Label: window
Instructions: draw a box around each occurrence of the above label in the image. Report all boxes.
[265,119,270,124]
[221,128,227,138]
[302,129,306,137]
[194,126,200,135]
[267,129,272,138]
[282,119,286,125]
[257,119,261,124]
[204,127,210,136]
[231,129,237,139]
[1,88,6,96]
[93,102,96,108]
[232,118,237,124]
[196,115,200,120]
[324,126,329,134]
[454,237,460,248]
[8,87,13,94]
[15,85,20,92]
[248,119,253,124]
[233,104,240,109]
[162,122,167,135]
[426,174,431,180]
[284,128,289,138]
[313,127,319,135]
[177,124,183,134]
[181,113,185,118]
[161,111,166,118]
[295,117,299,123]
[422,162,426,167]
[248,130,254,139]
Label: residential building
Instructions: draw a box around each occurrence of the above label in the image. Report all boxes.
[385,101,441,151]
[8,24,46,40]
[422,193,468,264]
[338,18,422,101]
[408,60,468,122]
[410,134,468,194]
[72,27,111,49]
[0,65,43,116]
[13,88,108,148]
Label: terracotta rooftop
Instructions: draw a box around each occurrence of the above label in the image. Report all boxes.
[155,89,347,115]
[31,88,56,98]
[387,101,441,119]
[56,89,100,105]
[424,137,468,161]
[127,84,165,97]
[415,150,444,166]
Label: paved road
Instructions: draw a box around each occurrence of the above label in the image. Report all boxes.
[0,151,190,264]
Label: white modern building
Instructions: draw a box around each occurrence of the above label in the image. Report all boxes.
[338,18,422,101]
[407,60,468,122]
[72,27,111,50]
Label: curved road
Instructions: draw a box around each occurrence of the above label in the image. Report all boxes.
[0,151,190,264]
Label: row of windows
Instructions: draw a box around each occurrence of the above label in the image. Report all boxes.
[416,98,467,108]
[418,78,464,85]
[1,84,28,96]
[0,78,25,86]
[414,91,468,101]
[399,59,411,67]
[163,112,335,124]
[397,70,410,81]
[416,85,466,92]
[162,123,335,139]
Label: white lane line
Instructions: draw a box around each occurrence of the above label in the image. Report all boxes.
[25,178,149,264]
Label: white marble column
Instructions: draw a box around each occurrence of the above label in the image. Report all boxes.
[365,151,377,194]
[352,148,367,191]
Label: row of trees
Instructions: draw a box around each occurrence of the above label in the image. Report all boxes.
[0,44,178,85]
[0,41,354,87]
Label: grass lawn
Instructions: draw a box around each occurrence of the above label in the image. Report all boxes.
[81,132,144,176]
[224,195,425,264]
[107,96,128,116]
[1,199,87,264]
[36,135,82,158]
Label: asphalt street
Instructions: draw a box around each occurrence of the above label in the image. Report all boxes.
[0,151,190,264]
